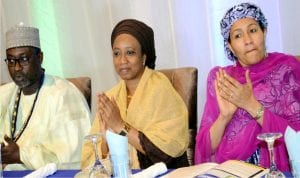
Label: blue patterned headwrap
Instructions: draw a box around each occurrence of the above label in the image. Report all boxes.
[220,2,268,61]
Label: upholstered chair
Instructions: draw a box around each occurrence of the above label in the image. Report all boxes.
[159,67,198,166]
[67,77,91,109]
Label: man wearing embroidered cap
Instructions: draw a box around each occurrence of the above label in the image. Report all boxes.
[0,23,91,170]
[195,2,300,172]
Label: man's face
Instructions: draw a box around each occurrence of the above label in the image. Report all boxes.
[6,47,42,88]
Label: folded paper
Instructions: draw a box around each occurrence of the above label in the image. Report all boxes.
[133,162,167,178]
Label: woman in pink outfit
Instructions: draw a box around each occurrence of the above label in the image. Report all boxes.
[194,2,300,171]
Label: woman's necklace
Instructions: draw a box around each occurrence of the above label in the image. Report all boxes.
[10,73,44,142]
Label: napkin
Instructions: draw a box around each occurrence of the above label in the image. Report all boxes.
[285,126,300,176]
[106,130,129,163]
[24,163,57,178]
[132,162,167,178]
[106,130,130,178]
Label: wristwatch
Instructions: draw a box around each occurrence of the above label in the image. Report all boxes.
[254,106,264,120]
[119,122,131,136]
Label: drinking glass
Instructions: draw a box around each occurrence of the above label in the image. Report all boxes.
[75,133,110,178]
[257,132,284,178]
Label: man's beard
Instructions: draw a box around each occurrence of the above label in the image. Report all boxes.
[13,73,31,88]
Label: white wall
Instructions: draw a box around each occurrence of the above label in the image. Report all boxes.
[1,0,300,121]
[279,0,300,55]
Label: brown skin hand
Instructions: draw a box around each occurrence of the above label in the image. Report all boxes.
[1,135,22,164]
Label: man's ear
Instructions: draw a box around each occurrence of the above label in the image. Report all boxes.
[38,51,43,64]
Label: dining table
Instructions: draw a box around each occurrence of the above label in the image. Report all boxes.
[2,169,172,177]
[3,170,80,177]
[2,169,293,177]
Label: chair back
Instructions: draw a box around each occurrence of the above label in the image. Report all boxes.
[67,77,91,109]
[159,67,198,165]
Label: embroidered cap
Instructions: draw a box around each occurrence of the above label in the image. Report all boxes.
[6,22,40,50]
[220,3,268,61]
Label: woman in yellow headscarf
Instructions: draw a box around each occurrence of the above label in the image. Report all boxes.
[81,19,189,169]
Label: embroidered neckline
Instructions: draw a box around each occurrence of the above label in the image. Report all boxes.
[10,73,45,142]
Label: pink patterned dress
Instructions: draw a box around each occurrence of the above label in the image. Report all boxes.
[195,52,300,171]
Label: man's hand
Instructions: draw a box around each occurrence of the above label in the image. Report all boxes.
[1,135,22,164]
